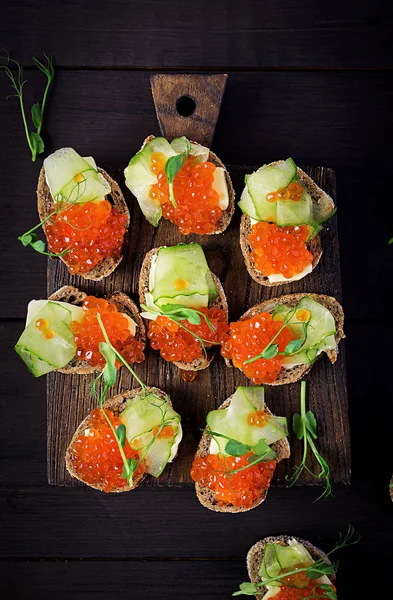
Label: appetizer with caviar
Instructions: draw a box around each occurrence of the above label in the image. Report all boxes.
[124,136,234,235]
[66,387,182,493]
[239,159,335,286]
[234,527,359,599]
[20,148,129,279]
[222,294,344,385]
[15,285,145,377]
[191,386,289,512]
[139,242,229,372]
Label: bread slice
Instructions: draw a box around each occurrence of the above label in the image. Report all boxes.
[65,386,171,492]
[37,166,130,280]
[48,284,146,375]
[139,247,228,371]
[247,535,335,600]
[240,163,335,287]
[141,135,235,234]
[194,393,290,513]
[224,293,345,386]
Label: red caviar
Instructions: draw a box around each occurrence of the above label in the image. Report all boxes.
[147,307,229,363]
[221,312,297,384]
[247,410,267,427]
[266,182,304,203]
[46,199,127,275]
[69,408,144,493]
[191,452,276,508]
[273,581,336,599]
[70,296,145,369]
[249,222,313,279]
[149,152,223,235]
[152,425,176,439]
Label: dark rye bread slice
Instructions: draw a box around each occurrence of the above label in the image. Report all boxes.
[65,386,171,492]
[49,285,145,375]
[247,535,335,600]
[37,165,130,280]
[240,163,335,287]
[139,247,228,371]
[225,293,345,386]
[141,135,235,234]
[194,394,290,513]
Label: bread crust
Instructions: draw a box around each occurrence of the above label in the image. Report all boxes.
[225,293,345,386]
[37,166,130,280]
[240,163,335,287]
[138,247,228,372]
[140,135,235,234]
[48,285,146,375]
[246,535,335,600]
[194,393,290,513]
[65,386,171,492]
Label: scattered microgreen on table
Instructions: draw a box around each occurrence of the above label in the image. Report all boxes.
[0,51,54,161]
[164,137,191,207]
[233,525,360,597]
[287,381,332,501]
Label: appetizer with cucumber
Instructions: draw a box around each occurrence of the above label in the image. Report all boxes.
[15,285,145,377]
[23,147,129,279]
[139,242,229,371]
[191,386,290,512]
[124,135,234,235]
[239,159,335,286]
[66,387,182,493]
[222,294,344,385]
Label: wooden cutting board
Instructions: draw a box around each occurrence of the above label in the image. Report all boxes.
[47,74,350,488]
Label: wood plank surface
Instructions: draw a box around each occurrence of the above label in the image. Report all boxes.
[1,0,393,69]
[46,164,350,488]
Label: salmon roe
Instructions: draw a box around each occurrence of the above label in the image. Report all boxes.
[221,312,297,384]
[147,307,229,363]
[247,410,268,427]
[149,152,223,235]
[152,425,175,439]
[266,182,304,203]
[70,408,145,492]
[70,296,145,368]
[191,452,276,508]
[46,199,127,275]
[273,581,335,599]
[249,222,313,279]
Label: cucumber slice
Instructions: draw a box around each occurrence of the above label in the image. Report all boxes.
[120,393,181,477]
[207,386,288,456]
[151,243,218,308]
[276,190,313,227]
[15,301,77,375]
[170,137,210,163]
[26,300,84,326]
[260,540,314,585]
[124,137,177,227]
[273,297,336,366]
[238,185,260,221]
[44,148,110,204]
[244,159,297,222]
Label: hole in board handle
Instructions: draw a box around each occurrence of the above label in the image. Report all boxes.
[176,95,196,117]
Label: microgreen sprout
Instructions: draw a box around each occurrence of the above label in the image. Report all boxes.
[164,137,191,207]
[0,51,54,161]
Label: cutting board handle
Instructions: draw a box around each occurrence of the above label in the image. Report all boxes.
[150,74,228,147]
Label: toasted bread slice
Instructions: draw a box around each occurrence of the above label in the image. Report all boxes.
[65,386,171,492]
[194,394,290,513]
[49,285,145,375]
[247,535,335,600]
[37,166,130,280]
[139,247,228,371]
[141,135,235,234]
[240,163,335,287]
[224,293,345,386]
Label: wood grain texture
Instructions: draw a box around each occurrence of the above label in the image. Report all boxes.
[151,74,227,146]
[46,164,350,489]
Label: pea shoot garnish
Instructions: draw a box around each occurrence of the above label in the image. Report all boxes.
[0,51,54,162]
[287,381,332,501]
[164,137,191,208]
[233,525,360,597]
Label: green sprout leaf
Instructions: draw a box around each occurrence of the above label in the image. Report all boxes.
[252,438,271,456]
[115,423,127,448]
[30,131,44,154]
[232,582,258,596]
[285,338,304,354]
[305,410,317,439]
[98,341,117,387]
[121,457,137,480]
[292,412,303,440]
[262,344,279,359]
[31,102,42,129]
[225,439,251,457]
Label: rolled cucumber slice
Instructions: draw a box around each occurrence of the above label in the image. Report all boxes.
[15,302,77,376]
[276,190,313,227]
[273,297,336,366]
[150,243,218,308]
[44,148,110,204]
[120,393,182,477]
[26,300,84,326]
[207,386,288,456]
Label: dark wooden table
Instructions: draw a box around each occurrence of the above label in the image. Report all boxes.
[1,2,393,598]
